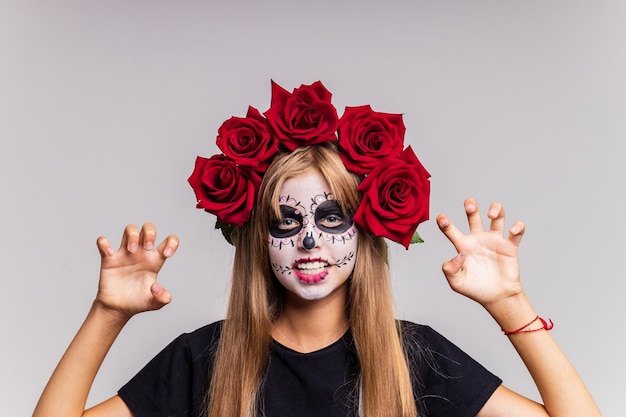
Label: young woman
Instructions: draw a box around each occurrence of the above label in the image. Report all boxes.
[33,81,601,417]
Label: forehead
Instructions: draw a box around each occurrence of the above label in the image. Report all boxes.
[278,169,332,202]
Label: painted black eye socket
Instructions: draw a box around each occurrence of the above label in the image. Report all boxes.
[314,201,353,234]
[319,214,343,228]
[269,205,304,238]
[277,218,299,230]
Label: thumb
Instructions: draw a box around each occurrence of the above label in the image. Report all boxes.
[149,282,172,309]
[442,253,464,283]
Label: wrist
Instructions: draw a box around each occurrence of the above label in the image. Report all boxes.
[90,299,132,329]
[501,315,554,334]
[483,291,537,331]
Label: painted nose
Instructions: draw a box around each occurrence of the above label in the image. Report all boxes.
[302,232,316,250]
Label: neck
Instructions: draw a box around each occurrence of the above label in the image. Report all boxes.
[272,284,350,353]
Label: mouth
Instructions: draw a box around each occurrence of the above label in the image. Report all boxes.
[292,257,330,283]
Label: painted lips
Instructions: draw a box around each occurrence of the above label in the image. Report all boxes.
[292,257,330,283]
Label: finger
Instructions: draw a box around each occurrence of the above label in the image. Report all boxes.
[96,236,115,257]
[464,198,484,233]
[139,222,157,251]
[157,234,180,258]
[437,214,466,250]
[442,253,464,284]
[149,282,172,308]
[487,202,505,233]
[121,224,140,253]
[508,220,526,247]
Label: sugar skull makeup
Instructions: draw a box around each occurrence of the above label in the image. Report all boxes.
[269,194,354,241]
[268,169,358,301]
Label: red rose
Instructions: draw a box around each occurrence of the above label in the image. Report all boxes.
[337,105,405,175]
[264,80,339,151]
[354,146,430,248]
[188,154,261,226]
[216,106,278,173]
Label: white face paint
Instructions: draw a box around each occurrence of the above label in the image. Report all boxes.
[268,169,358,301]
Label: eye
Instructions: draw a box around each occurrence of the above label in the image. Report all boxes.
[277,217,300,231]
[314,201,353,234]
[269,205,304,238]
[319,214,344,228]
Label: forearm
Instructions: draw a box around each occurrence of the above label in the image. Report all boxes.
[486,292,601,417]
[33,301,129,417]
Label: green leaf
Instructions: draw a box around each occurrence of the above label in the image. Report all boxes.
[410,231,424,244]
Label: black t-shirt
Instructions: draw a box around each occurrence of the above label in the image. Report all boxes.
[118,321,501,417]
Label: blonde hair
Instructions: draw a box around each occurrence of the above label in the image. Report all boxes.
[207,142,418,417]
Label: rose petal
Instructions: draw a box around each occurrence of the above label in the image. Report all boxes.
[264,80,339,151]
[338,105,405,175]
[188,155,261,226]
[354,147,430,248]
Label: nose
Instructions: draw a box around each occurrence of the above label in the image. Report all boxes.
[299,221,321,251]
[302,232,316,250]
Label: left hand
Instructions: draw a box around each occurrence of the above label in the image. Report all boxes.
[437,198,526,308]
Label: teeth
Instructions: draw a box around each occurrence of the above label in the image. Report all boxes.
[297,261,327,270]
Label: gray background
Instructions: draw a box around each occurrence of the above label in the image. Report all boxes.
[2,1,624,415]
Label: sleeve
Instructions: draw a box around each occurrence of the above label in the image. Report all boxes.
[402,322,502,417]
[117,322,221,417]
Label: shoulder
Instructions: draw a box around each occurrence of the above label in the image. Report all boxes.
[182,320,224,345]
[398,320,502,416]
[398,319,497,381]
[118,321,225,416]
[398,320,448,348]
[139,320,224,368]
[175,320,224,359]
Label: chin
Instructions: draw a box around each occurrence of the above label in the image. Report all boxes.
[286,282,331,301]
[281,275,348,302]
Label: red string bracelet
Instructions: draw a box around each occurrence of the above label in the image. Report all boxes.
[502,315,554,336]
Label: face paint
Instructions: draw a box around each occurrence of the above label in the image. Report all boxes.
[269,193,355,248]
[269,205,305,239]
[302,232,316,250]
[268,169,358,301]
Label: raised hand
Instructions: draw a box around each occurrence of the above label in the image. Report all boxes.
[32,223,180,417]
[436,198,525,309]
[95,222,179,320]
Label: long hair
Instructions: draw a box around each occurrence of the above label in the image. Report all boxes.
[207,142,418,417]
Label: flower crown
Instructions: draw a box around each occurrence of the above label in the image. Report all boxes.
[188,80,431,249]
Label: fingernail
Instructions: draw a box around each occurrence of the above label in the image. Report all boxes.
[144,241,154,250]
[466,204,475,212]
[164,247,173,257]
[106,247,114,256]
[454,253,464,264]
[129,242,137,252]
[488,209,497,217]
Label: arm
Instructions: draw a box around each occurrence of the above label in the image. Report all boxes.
[437,198,601,417]
[32,223,179,417]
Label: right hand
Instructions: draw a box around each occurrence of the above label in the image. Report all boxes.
[95,222,179,320]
